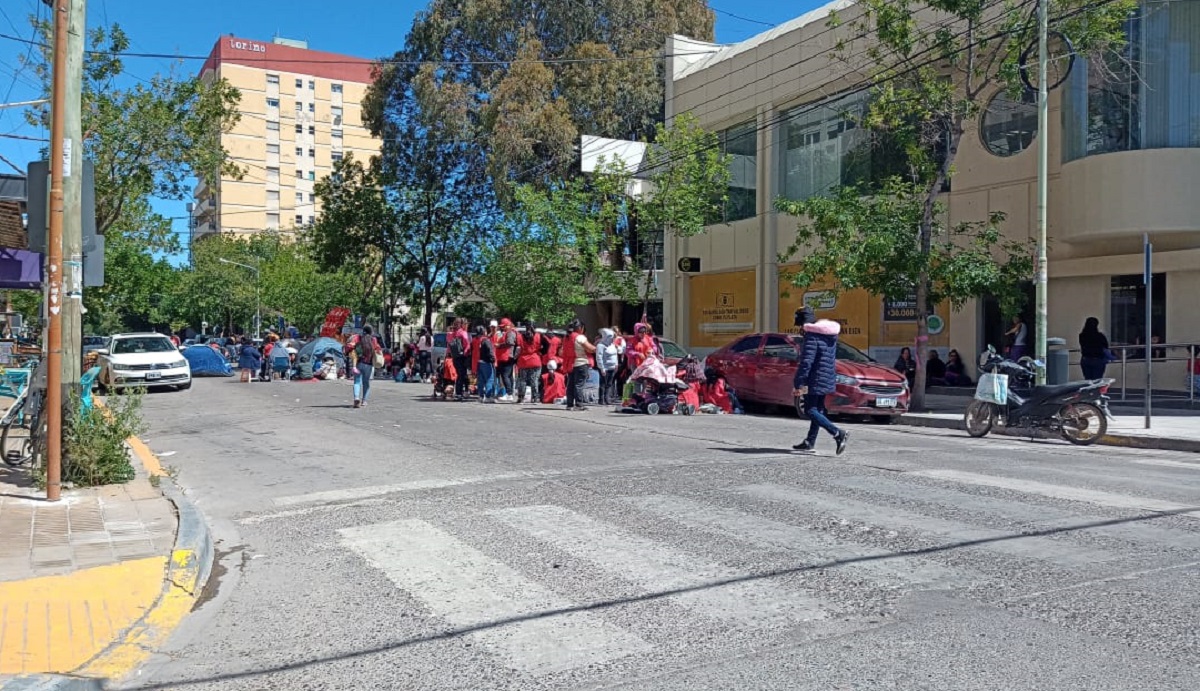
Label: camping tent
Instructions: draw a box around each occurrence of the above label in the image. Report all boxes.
[295,337,346,378]
[182,345,232,377]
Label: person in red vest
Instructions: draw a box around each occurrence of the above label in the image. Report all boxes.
[545,326,563,372]
[700,366,738,414]
[470,327,484,397]
[515,323,544,404]
[494,318,518,401]
[560,319,596,411]
[541,360,566,404]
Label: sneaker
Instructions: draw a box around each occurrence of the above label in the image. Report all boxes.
[792,440,814,452]
[352,400,361,409]
[835,431,849,456]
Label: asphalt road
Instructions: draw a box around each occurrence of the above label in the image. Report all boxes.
[128,376,1200,690]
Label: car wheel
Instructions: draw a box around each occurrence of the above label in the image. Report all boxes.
[793,396,809,420]
[177,381,192,391]
[871,416,895,425]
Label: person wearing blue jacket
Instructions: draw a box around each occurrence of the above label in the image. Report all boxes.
[791,307,849,455]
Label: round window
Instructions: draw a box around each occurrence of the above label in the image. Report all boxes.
[980,90,1038,157]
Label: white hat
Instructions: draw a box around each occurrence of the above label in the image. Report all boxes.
[547,360,557,371]
[489,320,498,327]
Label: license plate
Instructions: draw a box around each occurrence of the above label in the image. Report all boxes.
[144,371,162,380]
[876,397,897,408]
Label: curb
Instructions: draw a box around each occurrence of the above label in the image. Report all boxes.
[71,436,213,682]
[895,414,1200,453]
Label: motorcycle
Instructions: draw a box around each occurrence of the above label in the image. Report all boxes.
[964,346,1114,446]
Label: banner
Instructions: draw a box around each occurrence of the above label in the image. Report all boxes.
[688,270,756,349]
[319,307,351,338]
[777,269,869,351]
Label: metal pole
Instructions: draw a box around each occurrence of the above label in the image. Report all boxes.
[44,0,69,502]
[1033,0,1049,386]
[255,273,261,338]
[62,0,86,392]
[1144,233,1152,429]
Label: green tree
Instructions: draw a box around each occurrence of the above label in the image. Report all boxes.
[374,0,714,196]
[778,0,1134,409]
[22,21,241,332]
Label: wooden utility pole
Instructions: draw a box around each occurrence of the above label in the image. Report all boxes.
[44,0,70,501]
[62,0,87,388]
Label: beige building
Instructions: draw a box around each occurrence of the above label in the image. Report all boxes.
[191,36,380,241]
[656,0,1200,390]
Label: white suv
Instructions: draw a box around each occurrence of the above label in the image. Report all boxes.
[99,333,192,391]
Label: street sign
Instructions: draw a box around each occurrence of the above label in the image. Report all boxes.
[677,257,701,273]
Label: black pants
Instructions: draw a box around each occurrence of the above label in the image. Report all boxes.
[566,364,589,408]
[1080,356,1107,380]
[453,355,471,398]
[598,369,616,405]
[498,361,515,396]
[418,351,432,378]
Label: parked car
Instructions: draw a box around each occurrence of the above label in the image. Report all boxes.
[705,332,909,420]
[81,335,108,354]
[657,338,690,368]
[97,333,192,391]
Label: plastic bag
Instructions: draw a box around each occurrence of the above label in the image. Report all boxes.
[974,372,1009,405]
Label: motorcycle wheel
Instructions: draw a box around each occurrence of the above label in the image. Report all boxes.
[964,400,995,438]
[1059,402,1107,445]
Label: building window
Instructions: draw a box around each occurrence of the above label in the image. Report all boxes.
[295,147,303,157]
[267,74,279,85]
[295,214,304,225]
[296,169,303,179]
[332,83,343,94]
[331,106,343,124]
[295,123,303,134]
[266,98,279,108]
[308,171,315,181]
[308,148,315,158]
[308,125,315,135]
[267,167,279,183]
[266,190,279,203]
[295,101,302,112]
[266,121,279,132]
[266,213,279,230]
[308,193,315,202]
[308,80,315,90]
[295,191,304,204]
[1109,273,1166,348]
[266,143,279,154]
[718,120,757,222]
[331,152,343,162]
[308,103,315,113]
[308,215,314,224]
[980,89,1037,157]
[295,78,303,88]
[332,128,343,139]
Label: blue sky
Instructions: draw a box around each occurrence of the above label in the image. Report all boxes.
[0,0,818,251]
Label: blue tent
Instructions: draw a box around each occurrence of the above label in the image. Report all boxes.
[296,337,346,378]
[182,345,233,377]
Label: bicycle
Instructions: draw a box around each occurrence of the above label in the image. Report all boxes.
[1,363,46,468]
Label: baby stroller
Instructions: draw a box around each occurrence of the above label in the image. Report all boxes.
[621,355,694,415]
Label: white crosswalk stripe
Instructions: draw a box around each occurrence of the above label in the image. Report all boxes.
[624,494,978,589]
[492,504,829,626]
[909,469,1200,517]
[736,484,1116,567]
[339,519,651,675]
[835,476,1200,550]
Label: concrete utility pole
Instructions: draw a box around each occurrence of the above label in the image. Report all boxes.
[61,0,87,390]
[44,0,71,501]
[1033,0,1049,385]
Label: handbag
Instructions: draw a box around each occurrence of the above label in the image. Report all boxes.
[372,345,385,369]
[974,372,1009,405]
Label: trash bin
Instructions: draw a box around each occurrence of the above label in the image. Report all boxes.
[1047,337,1068,384]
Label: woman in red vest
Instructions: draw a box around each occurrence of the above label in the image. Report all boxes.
[515,323,544,404]
[541,360,566,404]
[561,319,596,411]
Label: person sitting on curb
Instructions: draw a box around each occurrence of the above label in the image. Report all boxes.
[541,360,566,404]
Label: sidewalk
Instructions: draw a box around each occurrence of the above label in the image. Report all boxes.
[0,438,210,687]
[897,394,1200,453]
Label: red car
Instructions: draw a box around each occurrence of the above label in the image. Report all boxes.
[705,332,910,420]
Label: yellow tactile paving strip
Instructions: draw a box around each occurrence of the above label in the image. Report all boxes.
[0,555,166,674]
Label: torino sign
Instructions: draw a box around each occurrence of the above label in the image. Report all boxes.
[229,38,267,53]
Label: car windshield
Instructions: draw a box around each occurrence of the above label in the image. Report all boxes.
[788,335,875,364]
[434,333,446,347]
[83,336,105,346]
[660,340,686,359]
[111,337,175,355]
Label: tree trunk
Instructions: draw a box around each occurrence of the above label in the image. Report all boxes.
[913,273,930,412]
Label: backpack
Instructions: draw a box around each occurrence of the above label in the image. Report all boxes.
[449,333,465,358]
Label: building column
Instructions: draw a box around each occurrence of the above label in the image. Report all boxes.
[757,105,778,333]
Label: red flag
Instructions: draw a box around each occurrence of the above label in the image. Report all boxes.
[319,307,351,338]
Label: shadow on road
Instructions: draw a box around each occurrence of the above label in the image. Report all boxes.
[130,507,1199,689]
[707,447,798,455]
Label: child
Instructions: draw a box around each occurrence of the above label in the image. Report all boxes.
[433,357,457,399]
[541,360,566,404]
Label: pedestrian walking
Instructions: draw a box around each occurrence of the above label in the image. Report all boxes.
[515,323,544,404]
[347,325,381,408]
[561,319,596,411]
[1078,317,1110,380]
[791,307,849,455]
[596,328,619,406]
